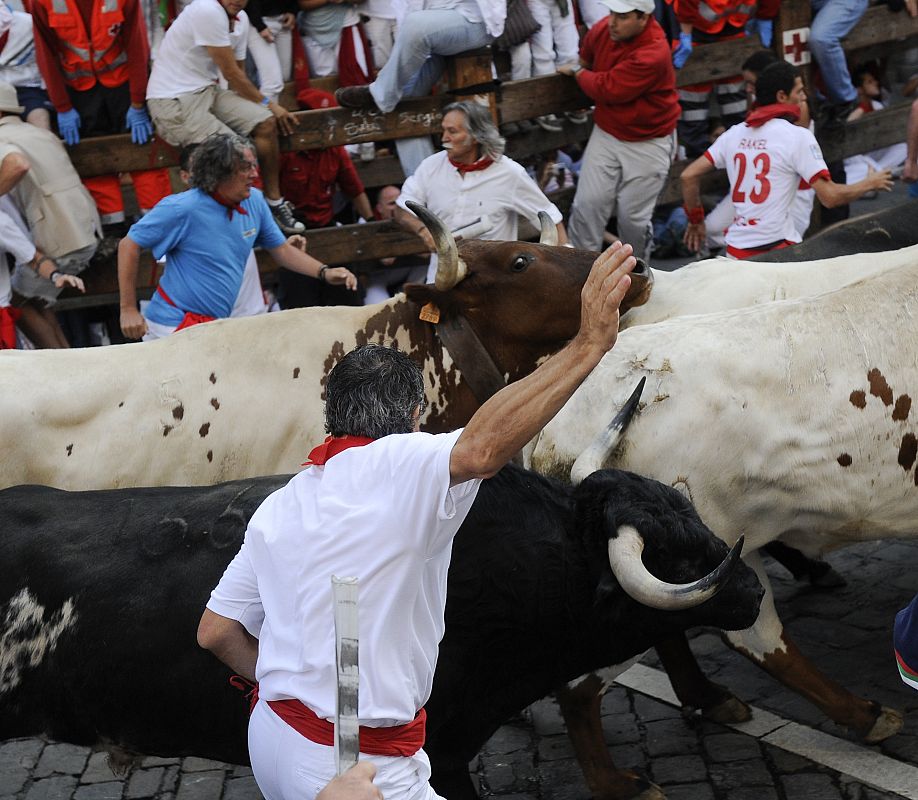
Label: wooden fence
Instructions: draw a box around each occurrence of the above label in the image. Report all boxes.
[55,0,918,308]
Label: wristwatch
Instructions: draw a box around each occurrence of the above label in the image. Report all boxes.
[570,64,583,75]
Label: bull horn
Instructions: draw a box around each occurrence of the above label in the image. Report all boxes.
[570,378,645,484]
[538,211,558,245]
[608,527,745,610]
[405,200,467,290]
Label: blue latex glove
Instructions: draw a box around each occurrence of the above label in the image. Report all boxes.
[673,32,693,69]
[57,108,80,146]
[125,105,153,145]
[746,18,773,47]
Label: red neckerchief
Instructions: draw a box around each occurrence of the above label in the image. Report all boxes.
[745,103,801,128]
[0,31,9,54]
[449,156,494,173]
[209,190,248,220]
[302,435,375,466]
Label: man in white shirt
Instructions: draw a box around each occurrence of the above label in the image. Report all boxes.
[681,61,893,259]
[395,100,567,283]
[197,236,637,800]
[334,0,506,113]
[145,0,305,235]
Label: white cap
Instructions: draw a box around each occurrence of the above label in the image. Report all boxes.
[597,0,656,14]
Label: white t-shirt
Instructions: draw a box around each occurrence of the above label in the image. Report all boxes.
[0,195,34,307]
[398,151,562,278]
[395,0,505,37]
[705,117,828,250]
[207,429,481,726]
[147,0,250,99]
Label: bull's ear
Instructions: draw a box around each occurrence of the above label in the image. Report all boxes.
[404,282,440,306]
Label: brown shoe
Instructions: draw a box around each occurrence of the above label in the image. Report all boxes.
[335,85,378,110]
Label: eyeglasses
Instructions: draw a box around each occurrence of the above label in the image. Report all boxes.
[237,160,260,174]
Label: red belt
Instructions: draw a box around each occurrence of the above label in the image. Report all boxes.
[0,305,21,350]
[229,676,426,758]
[156,285,215,331]
[726,239,794,259]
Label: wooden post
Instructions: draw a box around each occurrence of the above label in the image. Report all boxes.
[447,47,498,122]
[775,0,813,88]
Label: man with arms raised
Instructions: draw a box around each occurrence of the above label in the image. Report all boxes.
[681,61,893,259]
[196,239,637,800]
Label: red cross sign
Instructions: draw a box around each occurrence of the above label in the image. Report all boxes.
[782,27,811,66]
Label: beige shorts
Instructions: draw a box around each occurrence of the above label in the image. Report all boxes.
[11,242,97,305]
[147,85,273,147]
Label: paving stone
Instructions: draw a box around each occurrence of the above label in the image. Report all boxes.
[140,757,180,768]
[175,770,225,800]
[35,743,90,778]
[528,699,566,736]
[702,732,763,763]
[161,766,181,794]
[181,759,228,774]
[536,758,590,800]
[643,719,700,758]
[599,688,631,717]
[708,759,774,790]
[125,767,165,799]
[648,754,707,785]
[600,712,640,745]
[632,695,681,723]
[230,767,253,779]
[483,726,530,755]
[487,795,537,800]
[73,781,123,800]
[0,739,45,770]
[662,783,715,800]
[725,788,779,800]
[607,744,647,774]
[481,761,517,793]
[222,775,262,800]
[780,773,843,800]
[537,735,575,763]
[81,752,121,784]
[1,766,30,795]
[25,775,79,800]
[764,744,814,773]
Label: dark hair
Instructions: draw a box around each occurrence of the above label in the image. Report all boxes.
[178,144,199,174]
[324,344,426,438]
[755,61,799,106]
[852,62,879,89]
[188,133,254,193]
[741,49,778,75]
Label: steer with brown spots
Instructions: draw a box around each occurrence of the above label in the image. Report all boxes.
[530,256,918,751]
[0,207,651,492]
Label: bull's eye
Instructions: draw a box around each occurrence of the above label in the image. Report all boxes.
[511,254,533,272]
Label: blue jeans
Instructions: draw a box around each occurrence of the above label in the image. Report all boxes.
[369,10,491,112]
[810,0,867,103]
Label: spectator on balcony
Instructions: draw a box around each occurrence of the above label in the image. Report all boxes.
[31,0,172,257]
[0,81,98,348]
[0,3,54,130]
[809,0,867,123]
[395,100,566,284]
[362,0,397,70]
[246,0,298,103]
[118,133,356,340]
[145,0,306,236]
[276,85,372,308]
[561,0,679,261]
[528,0,580,132]
[297,0,372,86]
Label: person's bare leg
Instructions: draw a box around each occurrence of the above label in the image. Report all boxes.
[25,108,52,130]
[16,303,70,348]
[251,117,281,200]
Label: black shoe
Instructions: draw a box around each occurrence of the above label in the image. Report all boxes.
[270,200,306,235]
[335,85,379,110]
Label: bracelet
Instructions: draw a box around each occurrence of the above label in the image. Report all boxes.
[318,265,330,283]
[260,96,271,107]
[33,255,52,274]
[49,270,62,283]
[683,205,705,225]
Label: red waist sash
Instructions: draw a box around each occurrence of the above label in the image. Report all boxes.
[726,239,793,260]
[156,285,216,331]
[267,698,427,758]
[0,306,21,350]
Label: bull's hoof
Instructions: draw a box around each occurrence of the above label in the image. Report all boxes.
[863,706,904,744]
[700,695,752,724]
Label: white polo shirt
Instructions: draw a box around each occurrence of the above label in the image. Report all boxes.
[147,0,250,99]
[207,429,480,727]
[705,117,828,250]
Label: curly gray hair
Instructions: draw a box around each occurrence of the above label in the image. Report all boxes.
[443,100,505,160]
[188,133,255,193]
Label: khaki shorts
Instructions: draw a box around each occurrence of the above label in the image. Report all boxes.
[11,242,97,305]
[147,85,273,147]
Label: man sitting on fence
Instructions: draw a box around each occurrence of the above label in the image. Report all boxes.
[145,0,305,235]
[118,133,357,340]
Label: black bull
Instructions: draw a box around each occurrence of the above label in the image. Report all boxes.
[0,466,763,799]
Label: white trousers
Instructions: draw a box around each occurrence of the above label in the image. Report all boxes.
[247,16,293,101]
[248,700,444,800]
[528,0,579,74]
[363,15,397,70]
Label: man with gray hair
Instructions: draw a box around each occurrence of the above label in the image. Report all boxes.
[197,238,638,800]
[118,132,357,340]
[395,101,567,283]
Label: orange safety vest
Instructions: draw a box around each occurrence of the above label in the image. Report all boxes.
[37,0,129,91]
[672,0,757,35]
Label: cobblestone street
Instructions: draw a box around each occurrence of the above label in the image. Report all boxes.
[3,539,916,800]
